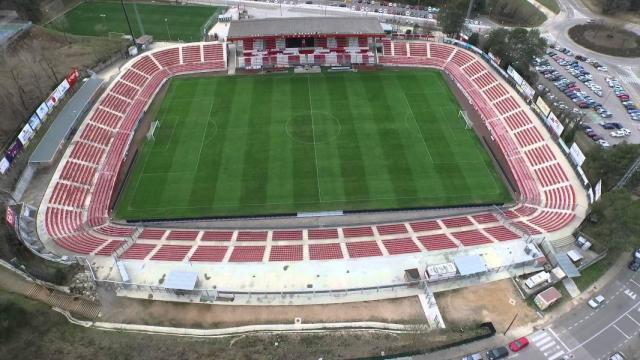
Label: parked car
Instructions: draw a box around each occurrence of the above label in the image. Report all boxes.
[610,351,627,360]
[587,295,604,309]
[486,346,509,360]
[462,353,483,360]
[509,337,529,352]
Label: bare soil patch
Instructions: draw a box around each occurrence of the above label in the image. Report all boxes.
[436,279,538,333]
[99,292,426,328]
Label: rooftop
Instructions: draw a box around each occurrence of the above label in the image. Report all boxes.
[227,17,384,39]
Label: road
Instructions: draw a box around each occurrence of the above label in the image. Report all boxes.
[517,268,639,360]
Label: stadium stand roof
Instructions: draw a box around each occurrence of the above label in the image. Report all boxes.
[30,77,104,164]
[453,255,487,276]
[227,17,384,40]
[164,271,198,291]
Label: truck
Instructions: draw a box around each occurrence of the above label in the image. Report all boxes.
[525,271,550,289]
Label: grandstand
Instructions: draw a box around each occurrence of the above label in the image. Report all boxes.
[33,18,587,303]
[227,17,384,68]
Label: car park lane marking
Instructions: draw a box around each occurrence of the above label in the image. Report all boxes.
[613,324,632,339]
[629,279,640,288]
[627,314,640,326]
[570,301,640,352]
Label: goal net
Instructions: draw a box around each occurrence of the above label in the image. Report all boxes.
[459,110,472,129]
[147,121,159,141]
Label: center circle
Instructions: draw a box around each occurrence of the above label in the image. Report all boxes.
[285,112,342,144]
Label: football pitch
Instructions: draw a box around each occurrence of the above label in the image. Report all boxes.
[114,70,512,220]
[48,1,223,42]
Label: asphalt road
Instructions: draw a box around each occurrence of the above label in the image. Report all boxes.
[515,268,640,360]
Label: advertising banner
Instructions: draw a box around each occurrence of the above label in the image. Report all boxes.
[5,140,23,161]
[569,143,586,166]
[0,157,10,174]
[66,68,80,87]
[536,97,551,117]
[507,65,524,86]
[17,124,34,147]
[36,102,49,121]
[5,206,16,228]
[521,81,536,100]
[588,188,594,204]
[594,180,602,201]
[545,112,564,136]
[28,113,41,131]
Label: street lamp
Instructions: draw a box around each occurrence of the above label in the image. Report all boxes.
[120,0,138,49]
[164,18,171,41]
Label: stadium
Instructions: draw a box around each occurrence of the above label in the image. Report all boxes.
[35,17,586,304]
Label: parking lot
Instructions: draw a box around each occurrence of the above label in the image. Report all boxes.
[536,46,640,147]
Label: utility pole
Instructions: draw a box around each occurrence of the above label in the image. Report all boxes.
[466,0,474,21]
[614,155,640,190]
[120,0,138,50]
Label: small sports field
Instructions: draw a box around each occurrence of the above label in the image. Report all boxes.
[47,1,223,42]
[114,70,511,220]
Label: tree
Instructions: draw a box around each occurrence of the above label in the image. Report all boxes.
[467,32,480,47]
[438,0,468,37]
[585,189,640,253]
[0,0,43,23]
[582,143,640,191]
[483,27,546,84]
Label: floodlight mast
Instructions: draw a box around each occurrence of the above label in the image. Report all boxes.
[120,0,138,49]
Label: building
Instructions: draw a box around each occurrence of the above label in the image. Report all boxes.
[534,286,562,310]
[227,17,385,68]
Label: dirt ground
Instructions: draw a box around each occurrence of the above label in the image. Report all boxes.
[99,291,427,328]
[436,279,538,333]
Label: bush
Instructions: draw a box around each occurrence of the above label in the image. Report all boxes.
[484,0,546,27]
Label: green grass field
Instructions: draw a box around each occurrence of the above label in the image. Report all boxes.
[114,70,512,220]
[48,1,224,42]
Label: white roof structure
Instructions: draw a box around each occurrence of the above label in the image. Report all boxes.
[164,271,198,291]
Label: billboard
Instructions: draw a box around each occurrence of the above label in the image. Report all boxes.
[507,65,524,85]
[5,206,16,228]
[66,68,80,87]
[28,113,41,131]
[17,124,34,147]
[536,97,551,117]
[545,112,564,136]
[588,188,594,204]
[5,140,23,161]
[0,157,9,174]
[36,102,49,121]
[521,81,536,100]
[594,180,602,201]
[569,143,586,166]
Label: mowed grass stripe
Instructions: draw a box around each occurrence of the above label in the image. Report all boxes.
[48,1,223,42]
[114,70,512,220]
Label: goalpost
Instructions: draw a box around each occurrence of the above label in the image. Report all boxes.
[459,110,472,130]
[147,121,159,141]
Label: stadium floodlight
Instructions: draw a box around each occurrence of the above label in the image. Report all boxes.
[120,0,138,49]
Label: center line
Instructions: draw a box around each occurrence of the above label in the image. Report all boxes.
[307,76,322,202]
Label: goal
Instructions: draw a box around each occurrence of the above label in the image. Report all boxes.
[147,121,159,141]
[459,110,472,129]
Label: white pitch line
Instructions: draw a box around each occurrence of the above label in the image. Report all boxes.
[306,75,322,202]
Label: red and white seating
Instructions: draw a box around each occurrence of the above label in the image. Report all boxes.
[39,41,582,265]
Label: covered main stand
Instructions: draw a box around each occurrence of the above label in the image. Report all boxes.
[227,17,385,68]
